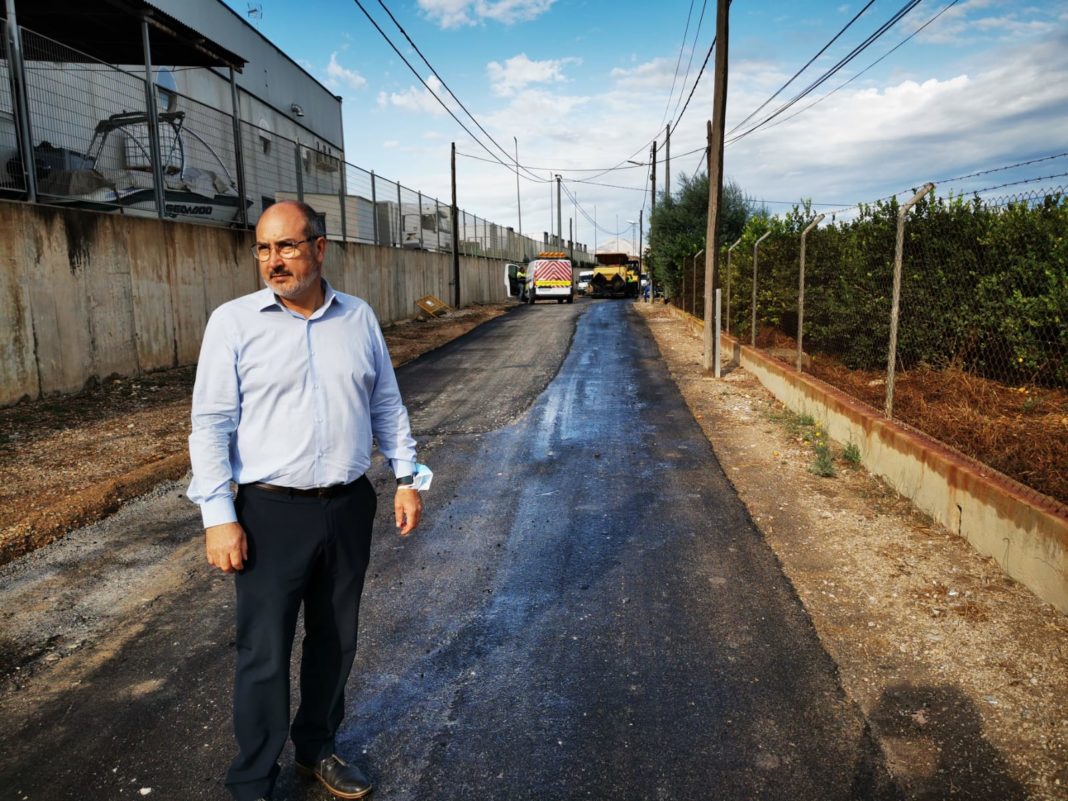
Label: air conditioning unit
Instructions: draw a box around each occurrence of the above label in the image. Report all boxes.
[313,151,339,172]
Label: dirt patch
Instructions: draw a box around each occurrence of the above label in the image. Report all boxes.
[0,301,512,566]
[635,300,1068,801]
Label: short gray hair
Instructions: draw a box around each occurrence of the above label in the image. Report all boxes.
[269,200,324,238]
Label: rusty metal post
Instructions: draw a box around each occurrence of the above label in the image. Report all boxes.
[751,231,771,347]
[886,182,935,418]
[797,214,825,372]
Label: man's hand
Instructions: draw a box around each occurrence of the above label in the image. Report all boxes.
[395,488,423,537]
[205,522,248,573]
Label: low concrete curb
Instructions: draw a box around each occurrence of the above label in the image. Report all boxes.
[665,304,1068,613]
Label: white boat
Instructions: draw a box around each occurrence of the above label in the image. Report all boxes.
[33,110,249,225]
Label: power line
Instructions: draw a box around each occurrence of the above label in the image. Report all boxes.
[371,0,545,182]
[727,0,877,136]
[669,0,711,127]
[726,0,923,146]
[351,0,514,171]
[659,0,699,132]
[757,0,963,136]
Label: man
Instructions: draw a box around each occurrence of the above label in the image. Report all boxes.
[188,200,423,801]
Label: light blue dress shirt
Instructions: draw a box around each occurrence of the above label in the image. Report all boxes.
[187,281,417,527]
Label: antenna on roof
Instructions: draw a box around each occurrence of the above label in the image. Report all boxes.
[247,3,263,22]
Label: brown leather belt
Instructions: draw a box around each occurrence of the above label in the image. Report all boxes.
[245,477,362,498]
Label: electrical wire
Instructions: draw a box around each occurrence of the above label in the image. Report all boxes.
[726,0,923,145]
[669,0,711,127]
[756,0,963,135]
[659,0,699,132]
[372,0,545,182]
[727,0,877,136]
[351,0,516,173]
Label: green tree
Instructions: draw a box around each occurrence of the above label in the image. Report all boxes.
[647,173,753,298]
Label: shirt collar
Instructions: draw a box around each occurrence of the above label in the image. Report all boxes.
[256,279,340,316]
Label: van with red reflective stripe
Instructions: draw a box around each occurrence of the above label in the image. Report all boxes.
[524,252,574,305]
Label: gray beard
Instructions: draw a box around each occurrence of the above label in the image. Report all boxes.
[264,270,321,300]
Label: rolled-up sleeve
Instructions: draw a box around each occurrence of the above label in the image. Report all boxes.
[187,310,241,527]
[368,318,417,477]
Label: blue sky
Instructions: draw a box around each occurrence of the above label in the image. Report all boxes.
[225,0,1068,252]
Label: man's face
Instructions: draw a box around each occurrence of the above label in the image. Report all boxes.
[254,203,326,301]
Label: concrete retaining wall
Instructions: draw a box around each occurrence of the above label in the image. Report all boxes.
[0,202,508,405]
[664,305,1068,613]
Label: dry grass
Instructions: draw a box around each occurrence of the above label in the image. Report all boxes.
[806,358,1068,505]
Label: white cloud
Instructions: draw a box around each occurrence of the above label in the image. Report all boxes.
[610,58,679,90]
[487,53,580,96]
[723,30,1068,205]
[325,52,366,91]
[418,0,555,29]
[376,76,455,116]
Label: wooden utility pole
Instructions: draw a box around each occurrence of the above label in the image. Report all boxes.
[702,0,729,373]
[650,142,657,212]
[664,123,671,201]
[451,142,461,307]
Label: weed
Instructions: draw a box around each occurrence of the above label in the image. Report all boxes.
[810,440,837,477]
[843,441,862,466]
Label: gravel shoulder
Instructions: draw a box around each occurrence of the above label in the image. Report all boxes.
[634,300,1068,801]
[0,302,511,567]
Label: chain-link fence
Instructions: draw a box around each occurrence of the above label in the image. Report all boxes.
[675,187,1067,502]
[1,21,594,264]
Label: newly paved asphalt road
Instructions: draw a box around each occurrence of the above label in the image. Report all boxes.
[0,299,897,800]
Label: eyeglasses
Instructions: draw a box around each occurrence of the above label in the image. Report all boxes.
[251,237,320,261]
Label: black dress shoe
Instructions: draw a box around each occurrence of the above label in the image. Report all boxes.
[295,754,372,799]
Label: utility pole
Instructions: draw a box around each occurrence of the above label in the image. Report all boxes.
[664,123,671,201]
[594,205,598,254]
[514,136,522,237]
[702,0,729,374]
[451,142,461,307]
[650,141,657,212]
[569,218,573,260]
[548,176,553,246]
[638,208,645,301]
[555,174,562,248]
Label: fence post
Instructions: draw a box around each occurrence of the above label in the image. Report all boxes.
[294,143,304,202]
[417,191,425,249]
[4,12,37,201]
[140,19,166,218]
[435,198,442,250]
[726,237,741,333]
[752,231,771,347]
[885,182,935,418]
[396,182,402,247]
[227,67,248,227]
[797,214,825,372]
[370,170,379,246]
[337,160,347,241]
[693,249,704,317]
